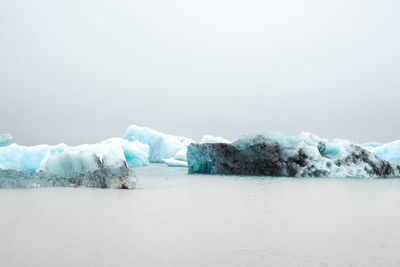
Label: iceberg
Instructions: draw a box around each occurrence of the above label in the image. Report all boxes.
[187,132,400,178]
[0,134,12,147]
[0,138,149,172]
[124,125,194,162]
[0,151,137,189]
[2,124,399,178]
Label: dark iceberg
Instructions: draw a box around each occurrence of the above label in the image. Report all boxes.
[187,133,400,178]
[0,167,136,189]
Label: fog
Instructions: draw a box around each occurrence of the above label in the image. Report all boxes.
[1,0,399,145]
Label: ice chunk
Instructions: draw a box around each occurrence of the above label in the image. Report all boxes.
[124,125,194,162]
[163,158,188,167]
[0,139,149,172]
[101,138,150,167]
[174,149,187,161]
[200,135,231,144]
[187,132,400,178]
[0,151,136,189]
[161,148,188,167]
[0,134,12,147]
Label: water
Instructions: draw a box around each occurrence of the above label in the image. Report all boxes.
[1,164,400,267]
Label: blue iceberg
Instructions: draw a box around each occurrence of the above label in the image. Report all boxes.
[0,137,146,189]
[0,138,149,172]
[0,151,137,189]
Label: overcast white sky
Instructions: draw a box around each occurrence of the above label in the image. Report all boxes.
[1,0,399,145]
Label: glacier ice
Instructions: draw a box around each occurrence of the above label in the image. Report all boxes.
[161,148,190,168]
[200,135,231,144]
[0,138,149,172]
[173,149,188,162]
[364,140,400,164]
[166,135,231,167]
[163,158,189,167]
[2,124,400,181]
[0,134,12,147]
[0,143,60,172]
[123,125,236,166]
[363,142,383,149]
[162,134,232,168]
[124,125,194,163]
[156,134,231,167]
[39,151,117,176]
[101,138,150,167]
[0,151,137,189]
[187,132,400,178]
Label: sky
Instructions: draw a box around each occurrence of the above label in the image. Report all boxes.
[0,0,399,145]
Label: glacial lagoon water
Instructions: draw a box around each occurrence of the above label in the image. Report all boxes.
[1,164,400,267]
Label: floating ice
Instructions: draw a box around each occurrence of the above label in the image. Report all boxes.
[0,139,149,172]
[124,125,194,162]
[0,134,12,147]
[188,132,400,178]
[2,125,400,177]
[0,151,137,189]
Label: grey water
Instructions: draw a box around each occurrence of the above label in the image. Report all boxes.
[1,164,400,267]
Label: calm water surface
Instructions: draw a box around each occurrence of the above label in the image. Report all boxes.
[1,164,400,267]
